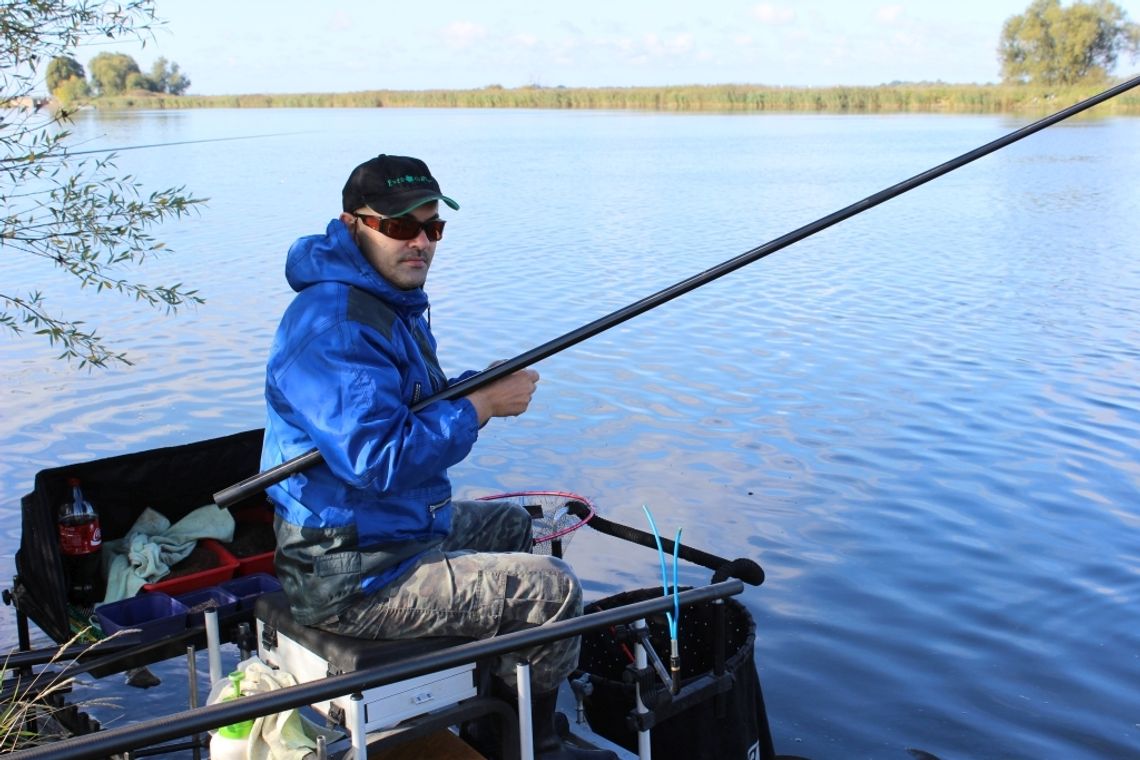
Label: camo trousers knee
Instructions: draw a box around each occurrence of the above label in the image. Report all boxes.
[324,499,584,693]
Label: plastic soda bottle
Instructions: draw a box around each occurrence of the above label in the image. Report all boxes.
[57,477,105,607]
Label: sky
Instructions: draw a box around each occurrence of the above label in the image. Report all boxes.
[74,0,1140,95]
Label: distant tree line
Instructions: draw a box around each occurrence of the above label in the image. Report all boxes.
[46,52,190,103]
[93,81,1140,115]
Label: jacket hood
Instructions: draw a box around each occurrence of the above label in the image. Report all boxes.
[285,218,429,312]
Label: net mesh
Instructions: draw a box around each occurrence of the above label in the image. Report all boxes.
[476,490,595,556]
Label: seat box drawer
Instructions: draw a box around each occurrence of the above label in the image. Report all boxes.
[362,665,478,729]
[256,619,476,732]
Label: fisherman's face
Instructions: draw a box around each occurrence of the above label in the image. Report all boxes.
[342,201,439,290]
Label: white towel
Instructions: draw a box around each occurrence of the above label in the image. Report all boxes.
[101,504,235,604]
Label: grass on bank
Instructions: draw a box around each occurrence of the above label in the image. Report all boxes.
[0,629,119,751]
[87,81,1140,114]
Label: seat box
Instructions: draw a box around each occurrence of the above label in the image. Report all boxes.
[254,591,476,733]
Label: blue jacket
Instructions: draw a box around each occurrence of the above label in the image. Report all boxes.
[261,218,480,625]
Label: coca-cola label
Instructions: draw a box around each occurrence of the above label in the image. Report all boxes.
[59,516,102,555]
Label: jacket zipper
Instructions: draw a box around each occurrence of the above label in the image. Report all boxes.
[428,497,450,524]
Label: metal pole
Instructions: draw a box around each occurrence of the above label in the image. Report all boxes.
[517,662,535,760]
[204,609,223,686]
[186,646,202,760]
[633,624,652,760]
[351,692,366,760]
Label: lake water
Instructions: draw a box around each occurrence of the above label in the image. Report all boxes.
[1,106,1138,759]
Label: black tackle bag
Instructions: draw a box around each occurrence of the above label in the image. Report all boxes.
[573,586,776,760]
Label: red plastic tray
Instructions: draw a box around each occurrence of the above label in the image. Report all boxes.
[236,550,275,577]
[227,502,277,577]
[140,539,239,596]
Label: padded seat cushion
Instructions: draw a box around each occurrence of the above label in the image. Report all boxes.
[255,590,472,673]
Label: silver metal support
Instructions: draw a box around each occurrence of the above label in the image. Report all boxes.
[315,734,327,760]
[350,692,366,760]
[516,661,535,760]
[633,620,652,760]
[631,618,671,688]
[204,608,223,685]
[237,622,252,660]
[186,646,202,760]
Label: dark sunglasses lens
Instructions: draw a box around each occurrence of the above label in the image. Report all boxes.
[363,215,446,241]
[380,218,419,240]
[385,218,445,241]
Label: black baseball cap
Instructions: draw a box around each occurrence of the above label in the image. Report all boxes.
[342,154,459,216]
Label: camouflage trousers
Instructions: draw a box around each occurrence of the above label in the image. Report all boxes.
[318,499,583,693]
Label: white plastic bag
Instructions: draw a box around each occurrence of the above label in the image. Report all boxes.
[205,656,343,760]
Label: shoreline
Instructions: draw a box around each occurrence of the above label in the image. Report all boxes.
[77,81,1140,114]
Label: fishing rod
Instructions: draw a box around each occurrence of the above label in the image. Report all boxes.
[63,132,311,156]
[213,74,1140,509]
[0,132,310,162]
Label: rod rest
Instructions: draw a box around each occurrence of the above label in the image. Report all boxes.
[620,666,736,731]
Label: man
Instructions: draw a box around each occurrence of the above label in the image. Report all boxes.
[261,154,615,760]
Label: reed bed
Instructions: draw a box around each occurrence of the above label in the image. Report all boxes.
[92,82,1140,114]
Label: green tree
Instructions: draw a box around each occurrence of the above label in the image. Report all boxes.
[146,56,191,95]
[146,55,169,92]
[999,0,1140,85]
[2,1,206,367]
[44,54,83,93]
[52,74,90,105]
[87,51,141,95]
[124,69,150,91]
[165,61,190,95]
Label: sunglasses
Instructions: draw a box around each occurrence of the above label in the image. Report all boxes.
[354,213,446,242]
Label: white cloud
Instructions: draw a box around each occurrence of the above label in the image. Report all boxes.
[442,21,488,49]
[876,5,905,24]
[667,33,695,54]
[613,36,636,54]
[752,4,796,25]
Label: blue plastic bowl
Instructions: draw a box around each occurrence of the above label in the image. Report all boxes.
[95,592,188,641]
[219,573,282,610]
[175,586,240,627]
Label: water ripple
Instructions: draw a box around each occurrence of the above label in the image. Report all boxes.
[2,110,1139,759]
